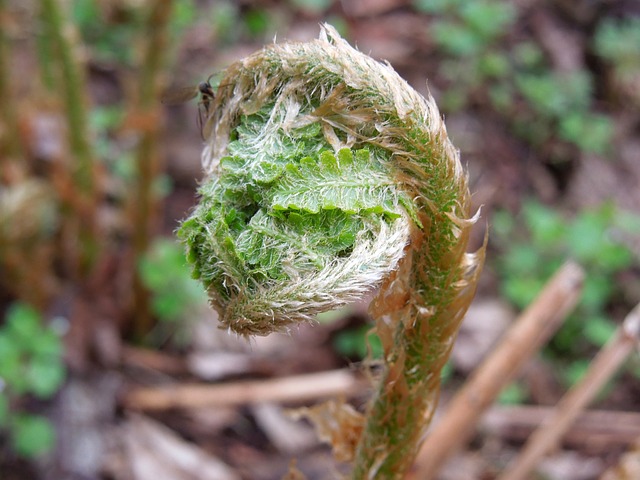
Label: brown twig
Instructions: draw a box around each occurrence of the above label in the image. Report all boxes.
[482,405,640,448]
[409,261,585,479]
[123,369,365,411]
[121,345,188,375]
[498,302,640,480]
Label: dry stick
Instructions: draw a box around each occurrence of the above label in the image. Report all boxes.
[410,261,585,480]
[121,346,187,375]
[483,406,640,447]
[498,302,640,480]
[123,369,365,410]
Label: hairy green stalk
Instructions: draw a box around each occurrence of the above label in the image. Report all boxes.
[131,0,174,337]
[40,0,94,196]
[0,0,21,163]
[180,25,484,478]
[40,0,98,274]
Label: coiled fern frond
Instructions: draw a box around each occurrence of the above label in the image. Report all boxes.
[179,25,484,478]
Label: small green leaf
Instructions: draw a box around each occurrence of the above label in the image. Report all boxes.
[580,276,613,313]
[522,201,565,247]
[319,150,339,171]
[243,9,271,37]
[498,382,527,405]
[461,2,515,42]
[6,304,42,347]
[567,211,610,263]
[513,42,544,68]
[479,52,510,78]
[140,239,209,322]
[563,360,589,387]
[0,332,20,371]
[583,316,616,347]
[596,242,632,271]
[440,361,454,384]
[413,0,463,14]
[559,112,613,154]
[594,18,640,69]
[516,71,592,118]
[0,394,7,427]
[171,0,197,34]
[29,330,62,357]
[502,244,540,276]
[337,147,354,166]
[27,359,65,398]
[11,414,55,458]
[0,337,26,394]
[333,326,382,360]
[290,0,332,14]
[491,210,515,239]
[501,275,545,310]
[432,21,483,57]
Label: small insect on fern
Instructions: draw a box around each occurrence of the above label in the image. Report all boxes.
[161,75,222,139]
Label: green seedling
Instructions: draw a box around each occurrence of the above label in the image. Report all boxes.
[139,237,208,324]
[0,303,65,459]
[493,201,638,386]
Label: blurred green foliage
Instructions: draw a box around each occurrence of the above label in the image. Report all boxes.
[414,0,614,156]
[70,0,196,65]
[90,106,126,166]
[9,414,56,460]
[498,382,528,405]
[333,326,383,360]
[0,304,65,458]
[70,0,142,65]
[289,0,332,14]
[331,327,460,387]
[594,17,640,77]
[426,0,515,57]
[513,71,613,154]
[243,8,272,37]
[594,16,640,108]
[139,238,209,324]
[414,0,516,111]
[492,201,639,385]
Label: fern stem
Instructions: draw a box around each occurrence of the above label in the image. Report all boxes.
[40,0,94,196]
[0,0,21,165]
[39,0,98,274]
[131,0,173,337]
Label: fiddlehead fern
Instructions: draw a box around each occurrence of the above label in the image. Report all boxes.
[179,25,484,478]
